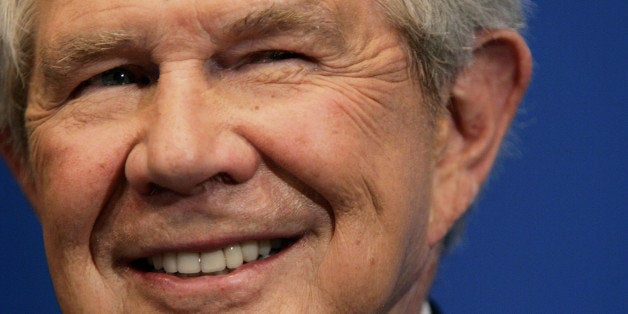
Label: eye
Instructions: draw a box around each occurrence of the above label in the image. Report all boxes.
[70,66,153,99]
[219,50,311,70]
[245,50,306,64]
[98,66,151,86]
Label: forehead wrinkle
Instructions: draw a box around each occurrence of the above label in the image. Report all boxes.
[215,2,347,51]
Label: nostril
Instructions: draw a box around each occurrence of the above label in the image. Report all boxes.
[211,172,237,185]
[148,183,166,196]
[144,173,237,197]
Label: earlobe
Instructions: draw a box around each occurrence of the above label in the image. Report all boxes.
[428,30,532,246]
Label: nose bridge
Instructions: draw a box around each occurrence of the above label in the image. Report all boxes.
[126,61,260,195]
[149,63,210,169]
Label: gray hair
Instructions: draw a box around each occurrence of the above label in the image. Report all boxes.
[0,0,527,162]
[378,0,527,114]
[0,0,37,163]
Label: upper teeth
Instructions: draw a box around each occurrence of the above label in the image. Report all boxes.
[148,239,282,275]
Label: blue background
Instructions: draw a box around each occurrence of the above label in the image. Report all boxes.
[1,2,625,313]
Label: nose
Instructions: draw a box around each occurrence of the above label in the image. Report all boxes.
[125,61,260,195]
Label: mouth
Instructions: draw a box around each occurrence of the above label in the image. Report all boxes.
[131,238,297,277]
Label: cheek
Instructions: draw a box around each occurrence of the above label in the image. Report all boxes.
[241,84,434,306]
[243,82,432,214]
[29,119,133,249]
[241,89,376,208]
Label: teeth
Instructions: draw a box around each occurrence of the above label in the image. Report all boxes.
[224,244,244,269]
[152,255,163,270]
[259,240,271,257]
[177,252,201,274]
[145,239,287,276]
[241,241,259,262]
[163,252,178,274]
[201,250,226,273]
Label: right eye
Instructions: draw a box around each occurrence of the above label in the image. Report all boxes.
[98,67,150,86]
[71,66,153,99]
[92,66,153,88]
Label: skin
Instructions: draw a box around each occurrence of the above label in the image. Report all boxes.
[2,0,531,312]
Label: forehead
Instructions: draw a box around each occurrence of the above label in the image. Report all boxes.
[34,0,381,36]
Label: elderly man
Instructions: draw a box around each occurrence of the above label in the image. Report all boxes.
[0,0,531,312]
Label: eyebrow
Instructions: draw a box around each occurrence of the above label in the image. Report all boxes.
[37,3,346,89]
[216,3,345,48]
[39,31,140,88]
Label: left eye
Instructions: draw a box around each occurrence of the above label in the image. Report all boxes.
[245,50,305,64]
[220,50,309,70]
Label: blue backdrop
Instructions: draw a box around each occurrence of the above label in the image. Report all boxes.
[1,2,625,313]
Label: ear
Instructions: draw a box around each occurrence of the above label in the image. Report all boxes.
[427,30,532,246]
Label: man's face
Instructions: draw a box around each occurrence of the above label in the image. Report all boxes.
[25,0,439,311]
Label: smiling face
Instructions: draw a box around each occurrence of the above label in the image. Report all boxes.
[24,0,441,312]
